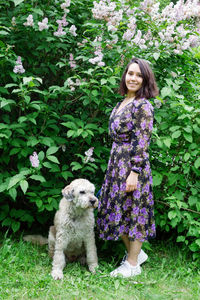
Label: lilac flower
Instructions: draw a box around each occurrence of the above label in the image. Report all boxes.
[61,0,71,10]
[54,24,66,37]
[125,198,132,207]
[29,152,39,168]
[111,169,115,177]
[57,13,68,27]
[38,18,49,31]
[13,56,25,74]
[69,25,77,36]
[69,53,76,68]
[24,15,34,27]
[135,130,140,136]
[11,17,16,26]
[84,147,95,163]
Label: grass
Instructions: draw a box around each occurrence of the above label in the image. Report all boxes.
[0,235,199,300]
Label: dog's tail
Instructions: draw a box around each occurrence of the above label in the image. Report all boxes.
[23,234,48,246]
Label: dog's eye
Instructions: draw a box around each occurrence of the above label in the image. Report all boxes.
[79,191,86,194]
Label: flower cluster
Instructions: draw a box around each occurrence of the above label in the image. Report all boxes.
[69,53,76,68]
[84,147,95,163]
[69,25,77,37]
[66,78,81,91]
[92,0,123,32]
[24,14,34,27]
[13,56,25,74]
[89,36,105,66]
[92,0,200,54]
[29,152,39,168]
[61,0,71,11]
[38,18,49,31]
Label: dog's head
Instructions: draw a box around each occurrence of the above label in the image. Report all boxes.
[62,179,98,209]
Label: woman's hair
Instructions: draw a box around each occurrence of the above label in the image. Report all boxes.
[119,57,159,99]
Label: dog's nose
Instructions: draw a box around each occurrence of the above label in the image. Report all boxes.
[90,199,96,205]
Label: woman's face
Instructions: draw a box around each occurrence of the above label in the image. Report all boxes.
[125,63,143,96]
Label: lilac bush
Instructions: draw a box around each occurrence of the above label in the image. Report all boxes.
[0,0,199,259]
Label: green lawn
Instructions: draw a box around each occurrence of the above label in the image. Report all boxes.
[0,236,199,300]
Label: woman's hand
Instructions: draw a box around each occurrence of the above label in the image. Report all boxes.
[126,171,138,192]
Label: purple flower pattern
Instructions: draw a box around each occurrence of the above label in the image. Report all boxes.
[97,99,156,242]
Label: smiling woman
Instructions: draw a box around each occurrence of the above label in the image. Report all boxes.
[97,57,159,278]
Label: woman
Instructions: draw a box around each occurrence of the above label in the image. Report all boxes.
[97,58,159,278]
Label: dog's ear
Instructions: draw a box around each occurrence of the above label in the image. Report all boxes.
[62,185,74,201]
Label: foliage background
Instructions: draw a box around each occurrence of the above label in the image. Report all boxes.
[0,0,200,260]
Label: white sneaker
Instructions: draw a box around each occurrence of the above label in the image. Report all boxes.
[138,249,148,265]
[121,249,148,266]
[110,260,141,278]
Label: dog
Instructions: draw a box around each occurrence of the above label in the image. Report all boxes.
[24,178,98,280]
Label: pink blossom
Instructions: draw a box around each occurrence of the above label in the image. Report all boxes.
[13,56,25,74]
[54,23,66,37]
[69,25,77,36]
[38,18,49,31]
[24,14,34,27]
[69,53,76,68]
[29,152,39,168]
[84,147,95,163]
[57,13,68,27]
[61,0,71,10]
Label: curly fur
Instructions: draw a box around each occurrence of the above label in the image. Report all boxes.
[49,178,98,280]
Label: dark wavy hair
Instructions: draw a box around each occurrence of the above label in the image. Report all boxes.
[119,58,159,99]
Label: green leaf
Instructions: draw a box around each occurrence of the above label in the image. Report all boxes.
[30,175,46,182]
[184,153,190,161]
[8,174,24,189]
[153,172,163,186]
[168,210,177,220]
[38,151,45,161]
[11,221,20,232]
[183,133,193,143]
[172,131,181,139]
[20,180,29,194]
[188,196,198,206]
[189,242,199,252]
[46,147,59,156]
[47,155,60,164]
[163,138,171,148]
[9,188,17,201]
[176,236,185,242]
[153,53,160,61]
[101,79,107,85]
[12,0,24,6]
[194,157,200,169]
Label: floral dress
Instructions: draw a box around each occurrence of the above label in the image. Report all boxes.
[97,98,156,242]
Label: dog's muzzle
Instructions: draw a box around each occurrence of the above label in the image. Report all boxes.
[89,197,98,208]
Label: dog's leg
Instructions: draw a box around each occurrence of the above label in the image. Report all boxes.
[51,235,66,280]
[84,233,98,273]
[48,226,56,258]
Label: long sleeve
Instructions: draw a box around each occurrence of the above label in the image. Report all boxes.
[130,100,154,173]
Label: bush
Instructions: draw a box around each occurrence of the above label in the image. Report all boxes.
[0,0,200,259]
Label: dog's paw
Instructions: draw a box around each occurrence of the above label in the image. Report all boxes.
[51,269,64,280]
[88,264,98,273]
